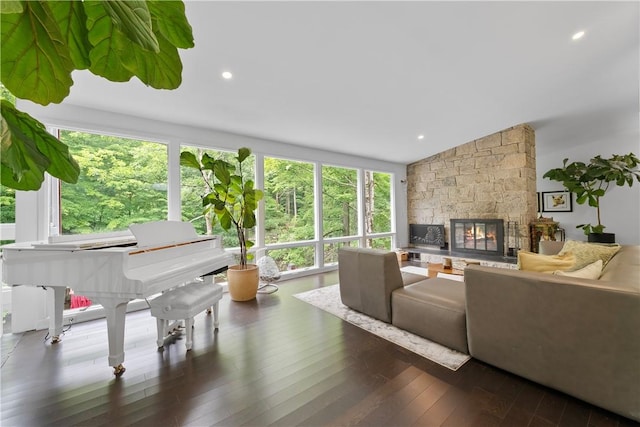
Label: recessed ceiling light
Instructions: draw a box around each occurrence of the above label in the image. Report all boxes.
[221,71,233,79]
[572,31,585,41]
[417,134,425,140]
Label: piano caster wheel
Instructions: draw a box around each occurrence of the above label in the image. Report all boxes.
[113,364,126,377]
[51,335,61,344]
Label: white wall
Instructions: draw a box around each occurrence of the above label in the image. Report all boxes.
[536,127,640,245]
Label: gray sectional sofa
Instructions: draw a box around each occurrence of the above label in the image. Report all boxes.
[337,244,640,422]
[465,244,640,422]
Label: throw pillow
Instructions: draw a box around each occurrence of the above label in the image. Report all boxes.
[553,259,603,279]
[557,240,621,271]
[517,251,576,273]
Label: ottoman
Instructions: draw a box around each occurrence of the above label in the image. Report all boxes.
[391,277,468,353]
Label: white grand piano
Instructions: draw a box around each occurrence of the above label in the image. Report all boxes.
[1,221,234,376]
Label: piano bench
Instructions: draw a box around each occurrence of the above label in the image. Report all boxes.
[149,282,223,350]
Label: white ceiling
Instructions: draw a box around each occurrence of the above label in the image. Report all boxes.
[59,1,639,164]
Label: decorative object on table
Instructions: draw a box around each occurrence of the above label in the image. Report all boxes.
[256,256,280,294]
[541,191,573,212]
[395,250,408,263]
[505,220,520,257]
[543,153,640,243]
[529,217,559,253]
[180,147,264,301]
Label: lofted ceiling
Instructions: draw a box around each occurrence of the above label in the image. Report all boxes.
[56,1,639,164]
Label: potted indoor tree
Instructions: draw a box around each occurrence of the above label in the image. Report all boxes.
[180,147,264,301]
[543,153,640,243]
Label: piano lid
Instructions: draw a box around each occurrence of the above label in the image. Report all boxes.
[129,220,200,248]
[26,221,205,251]
[31,230,135,250]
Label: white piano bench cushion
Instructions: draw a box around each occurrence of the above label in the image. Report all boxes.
[149,282,223,351]
[149,283,223,320]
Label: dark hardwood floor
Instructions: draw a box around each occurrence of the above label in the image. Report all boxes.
[1,271,637,427]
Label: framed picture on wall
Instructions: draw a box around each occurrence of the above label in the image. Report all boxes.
[542,191,573,212]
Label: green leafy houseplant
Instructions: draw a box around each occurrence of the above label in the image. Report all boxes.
[543,153,640,235]
[1,0,194,191]
[180,147,264,268]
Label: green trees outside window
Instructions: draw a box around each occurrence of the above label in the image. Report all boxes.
[0,185,15,225]
[365,171,392,233]
[264,157,315,243]
[59,131,167,234]
[19,133,395,269]
[322,165,358,238]
[0,184,15,245]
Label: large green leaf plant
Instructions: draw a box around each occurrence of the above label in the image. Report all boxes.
[1,0,194,191]
[543,153,640,235]
[180,147,264,268]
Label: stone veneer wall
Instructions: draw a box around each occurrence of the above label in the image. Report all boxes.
[407,123,538,253]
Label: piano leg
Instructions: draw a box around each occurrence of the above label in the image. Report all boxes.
[95,297,129,376]
[46,286,66,343]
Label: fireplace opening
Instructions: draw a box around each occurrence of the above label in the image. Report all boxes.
[450,219,504,256]
[409,224,447,249]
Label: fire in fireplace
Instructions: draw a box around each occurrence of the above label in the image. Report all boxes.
[450,219,504,256]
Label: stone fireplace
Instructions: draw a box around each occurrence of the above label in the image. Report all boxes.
[450,219,504,256]
[407,123,538,255]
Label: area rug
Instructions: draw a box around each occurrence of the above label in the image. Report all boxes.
[400,265,428,276]
[293,284,471,371]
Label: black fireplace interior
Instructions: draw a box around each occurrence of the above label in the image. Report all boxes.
[450,219,504,256]
[409,224,447,249]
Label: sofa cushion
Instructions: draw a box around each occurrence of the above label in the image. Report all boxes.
[599,246,640,291]
[553,259,602,279]
[401,271,427,286]
[517,251,575,273]
[391,278,468,353]
[338,247,406,323]
[557,240,621,271]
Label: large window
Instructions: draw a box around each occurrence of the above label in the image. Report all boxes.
[322,165,358,238]
[264,157,315,243]
[263,157,315,271]
[323,240,359,265]
[59,131,168,234]
[364,170,391,234]
[180,146,256,251]
[0,185,16,245]
[266,246,315,272]
[364,171,392,248]
[57,131,168,310]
